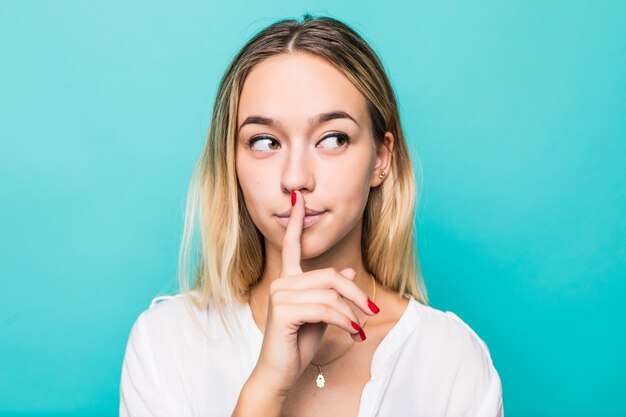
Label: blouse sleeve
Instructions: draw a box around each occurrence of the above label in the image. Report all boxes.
[444,312,504,417]
[120,311,167,417]
[476,370,504,417]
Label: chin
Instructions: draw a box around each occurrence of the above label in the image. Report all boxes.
[299,236,332,260]
[299,226,353,261]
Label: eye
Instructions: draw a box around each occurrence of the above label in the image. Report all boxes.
[247,136,281,151]
[317,133,351,149]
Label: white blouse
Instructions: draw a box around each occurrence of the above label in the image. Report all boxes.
[120,292,503,416]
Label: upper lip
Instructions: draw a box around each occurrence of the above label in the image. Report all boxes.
[276,207,326,217]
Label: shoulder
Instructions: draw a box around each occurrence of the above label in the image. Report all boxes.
[409,300,504,415]
[120,294,196,413]
[411,300,495,364]
[125,292,208,349]
[128,291,250,345]
[135,293,194,331]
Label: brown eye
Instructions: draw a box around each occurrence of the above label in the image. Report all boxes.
[317,133,351,149]
[248,136,281,151]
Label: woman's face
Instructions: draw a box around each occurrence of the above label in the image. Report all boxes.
[235,52,390,260]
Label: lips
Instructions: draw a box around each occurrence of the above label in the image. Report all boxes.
[275,207,326,217]
[274,209,327,229]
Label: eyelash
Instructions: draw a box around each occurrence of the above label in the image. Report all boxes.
[246,132,351,150]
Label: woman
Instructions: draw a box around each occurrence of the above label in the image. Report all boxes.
[120,15,503,417]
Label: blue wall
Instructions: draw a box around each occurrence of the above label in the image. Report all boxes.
[1,1,624,416]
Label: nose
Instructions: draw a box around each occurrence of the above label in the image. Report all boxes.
[280,143,315,195]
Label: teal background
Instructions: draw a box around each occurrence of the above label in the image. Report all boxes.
[1,0,624,416]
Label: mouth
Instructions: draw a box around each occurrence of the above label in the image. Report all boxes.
[276,207,326,217]
[274,210,327,229]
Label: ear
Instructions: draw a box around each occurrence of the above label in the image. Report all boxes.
[370,131,394,187]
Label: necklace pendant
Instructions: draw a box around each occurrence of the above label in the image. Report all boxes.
[316,373,325,388]
[315,365,325,388]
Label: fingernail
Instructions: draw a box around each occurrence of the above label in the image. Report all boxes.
[351,321,366,341]
[367,298,380,314]
[291,190,296,206]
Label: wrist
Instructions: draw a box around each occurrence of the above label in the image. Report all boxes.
[232,370,288,417]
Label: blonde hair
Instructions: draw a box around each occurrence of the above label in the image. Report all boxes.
[176,14,428,335]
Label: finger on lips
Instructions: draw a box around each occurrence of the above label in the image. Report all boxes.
[281,190,304,276]
[277,190,373,341]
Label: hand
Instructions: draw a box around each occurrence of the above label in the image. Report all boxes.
[250,189,379,398]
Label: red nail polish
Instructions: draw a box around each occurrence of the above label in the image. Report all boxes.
[367,298,380,314]
[351,321,366,341]
[291,190,296,206]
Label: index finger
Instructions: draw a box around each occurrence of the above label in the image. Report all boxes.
[281,189,304,276]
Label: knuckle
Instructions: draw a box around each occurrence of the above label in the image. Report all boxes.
[324,267,338,276]
[322,290,341,305]
[269,278,283,295]
[321,268,338,287]
[314,304,330,316]
[272,290,286,303]
[272,303,289,316]
[345,317,356,332]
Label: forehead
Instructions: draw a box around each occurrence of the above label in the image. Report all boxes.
[238,52,368,126]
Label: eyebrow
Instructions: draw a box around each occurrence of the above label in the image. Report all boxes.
[238,110,359,132]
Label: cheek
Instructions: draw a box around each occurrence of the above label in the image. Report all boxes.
[318,154,372,206]
[315,160,371,248]
[239,176,262,208]
[236,160,276,218]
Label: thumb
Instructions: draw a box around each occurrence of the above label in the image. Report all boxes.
[340,268,356,280]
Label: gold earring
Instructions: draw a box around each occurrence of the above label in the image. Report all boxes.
[378,171,386,179]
